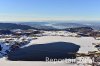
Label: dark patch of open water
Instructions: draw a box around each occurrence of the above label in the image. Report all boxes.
[8,42,80,61]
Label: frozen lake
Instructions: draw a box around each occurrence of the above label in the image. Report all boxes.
[8,42,80,61]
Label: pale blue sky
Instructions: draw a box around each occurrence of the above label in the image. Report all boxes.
[0,0,100,22]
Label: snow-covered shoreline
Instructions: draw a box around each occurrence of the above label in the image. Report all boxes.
[0,36,99,66]
[26,36,99,53]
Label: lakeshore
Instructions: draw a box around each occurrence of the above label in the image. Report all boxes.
[0,35,100,66]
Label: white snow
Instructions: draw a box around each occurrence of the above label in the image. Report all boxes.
[26,36,99,53]
[0,42,10,57]
[0,36,99,66]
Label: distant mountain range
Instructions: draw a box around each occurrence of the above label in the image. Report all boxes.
[18,22,57,30]
[51,23,87,29]
[18,22,100,30]
[0,22,100,30]
[0,23,35,30]
[18,22,87,30]
[81,22,100,30]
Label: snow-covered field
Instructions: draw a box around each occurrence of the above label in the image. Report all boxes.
[0,60,77,66]
[27,36,99,53]
[0,36,99,66]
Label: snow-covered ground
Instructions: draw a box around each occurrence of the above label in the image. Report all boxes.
[26,36,99,53]
[0,60,78,66]
[42,31,78,36]
[0,36,99,66]
[0,57,78,66]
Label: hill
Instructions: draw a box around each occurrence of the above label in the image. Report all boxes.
[0,23,35,30]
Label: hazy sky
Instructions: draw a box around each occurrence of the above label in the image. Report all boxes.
[0,0,100,22]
